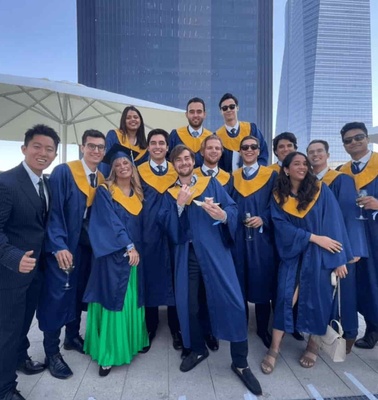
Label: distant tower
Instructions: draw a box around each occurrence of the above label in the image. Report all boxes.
[276,0,372,163]
[77,0,273,149]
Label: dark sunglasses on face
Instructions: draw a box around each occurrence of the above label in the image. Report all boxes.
[86,143,106,151]
[342,133,367,145]
[240,144,259,151]
[221,104,237,111]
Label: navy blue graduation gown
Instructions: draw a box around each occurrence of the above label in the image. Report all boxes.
[272,183,354,335]
[324,170,368,336]
[83,185,144,311]
[99,129,149,176]
[231,166,278,303]
[138,161,177,307]
[158,177,247,347]
[339,153,378,325]
[38,163,92,331]
[193,166,233,195]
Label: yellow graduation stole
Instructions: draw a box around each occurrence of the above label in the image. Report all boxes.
[274,181,322,218]
[167,176,211,205]
[193,167,231,187]
[67,161,105,207]
[115,129,147,162]
[215,121,251,151]
[108,184,143,216]
[267,163,281,173]
[322,169,342,187]
[339,152,378,190]
[175,127,213,153]
[138,162,178,194]
[233,166,274,197]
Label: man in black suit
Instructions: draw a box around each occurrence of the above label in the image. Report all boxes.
[0,125,60,400]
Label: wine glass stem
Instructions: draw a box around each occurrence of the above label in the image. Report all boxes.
[65,273,70,288]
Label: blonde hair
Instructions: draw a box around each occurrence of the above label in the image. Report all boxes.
[105,157,144,201]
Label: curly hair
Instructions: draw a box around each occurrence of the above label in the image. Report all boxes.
[105,157,144,201]
[274,152,319,211]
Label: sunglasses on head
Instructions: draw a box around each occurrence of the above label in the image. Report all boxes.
[240,144,259,151]
[342,133,367,145]
[221,104,237,112]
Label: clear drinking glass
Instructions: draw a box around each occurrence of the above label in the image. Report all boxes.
[243,212,253,241]
[356,189,368,220]
[63,264,75,290]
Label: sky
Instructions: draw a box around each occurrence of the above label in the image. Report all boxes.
[0,0,377,171]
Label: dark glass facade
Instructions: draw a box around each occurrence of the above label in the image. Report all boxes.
[77,0,272,140]
[276,0,372,164]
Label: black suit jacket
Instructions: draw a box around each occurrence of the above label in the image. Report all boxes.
[0,163,50,289]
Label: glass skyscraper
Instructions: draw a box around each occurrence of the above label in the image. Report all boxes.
[77,0,272,142]
[276,0,372,164]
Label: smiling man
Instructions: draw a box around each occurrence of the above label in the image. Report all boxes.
[158,144,262,396]
[338,122,378,350]
[307,139,368,353]
[269,132,298,172]
[215,93,269,172]
[37,129,106,379]
[169,97,213,167]
[0,125,60,400]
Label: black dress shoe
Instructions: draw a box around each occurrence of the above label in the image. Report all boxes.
[292,330,305,341]
[17,357,46,375]
[139,331,156,354]
[181,347,191,359]
[205,334,219,351]
[355,331,378,349]
[63,335,84,354]
[180,349,209,372]
[172,331,183,350]
[231,363,262,396]
[0,388,26,400]
[99,366,112,377]
[45,353,73,379]
[257,331,272,349]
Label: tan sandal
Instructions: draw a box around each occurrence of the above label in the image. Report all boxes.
[261,349,279,374]
[299,341,318,368]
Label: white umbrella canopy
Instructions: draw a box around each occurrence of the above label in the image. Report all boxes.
[0,73,186,160]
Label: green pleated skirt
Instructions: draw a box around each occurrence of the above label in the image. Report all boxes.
[84,266,148,366]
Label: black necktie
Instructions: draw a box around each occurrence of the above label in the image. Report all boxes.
[89,173,96,188]
[207,169,215,177]
[156,165,164,175]
[352,161,361,174]
[230,128,237,137]
[38,178,47,220]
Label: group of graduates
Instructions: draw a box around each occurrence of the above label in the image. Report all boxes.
[0,92,377,400]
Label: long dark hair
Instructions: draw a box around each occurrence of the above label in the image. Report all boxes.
[119,106,147,149]
[274,152,319,211]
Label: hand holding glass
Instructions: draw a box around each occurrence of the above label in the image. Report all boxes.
[356,189,368,220]
[63,264,75,290]
[243,212,253,241]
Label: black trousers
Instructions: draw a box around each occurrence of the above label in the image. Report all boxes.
[0,269,43,398]
[188,244,248,368]
[145,306,180,335]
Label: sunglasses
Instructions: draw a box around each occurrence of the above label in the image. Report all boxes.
[342,133,367,145]
[240,144,259,151]
[86,143,106,151]
[220,104,237,112]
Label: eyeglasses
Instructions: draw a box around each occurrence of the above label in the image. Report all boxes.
[86,143,106,151]
[342,133,367,145]
[240,144,259,151]
[220,104,237,112]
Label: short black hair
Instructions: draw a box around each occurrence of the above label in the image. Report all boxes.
[186,97,206,112]
[170,144,195,163]
[218,93,238,108]
[147,128,169,145]
[240,135,260,149]
[24,124,60,149]
[340,122,368,138]
[307,139,329,153]
[82,129,106,145]
[273,132,298,153]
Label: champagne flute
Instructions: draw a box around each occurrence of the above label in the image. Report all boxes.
[243,212,253,241]
[356,189,368,220]
[63,264,75,290]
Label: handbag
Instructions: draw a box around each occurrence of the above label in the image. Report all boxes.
[313,278,346,362]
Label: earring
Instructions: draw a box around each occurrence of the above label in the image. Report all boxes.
[285,172,289,176]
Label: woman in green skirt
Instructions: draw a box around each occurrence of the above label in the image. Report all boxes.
[83,144,148,376]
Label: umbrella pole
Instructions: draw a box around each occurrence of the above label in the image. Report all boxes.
[61,124,67,163]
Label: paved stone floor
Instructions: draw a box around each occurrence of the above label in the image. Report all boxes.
[17,309,378,400]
